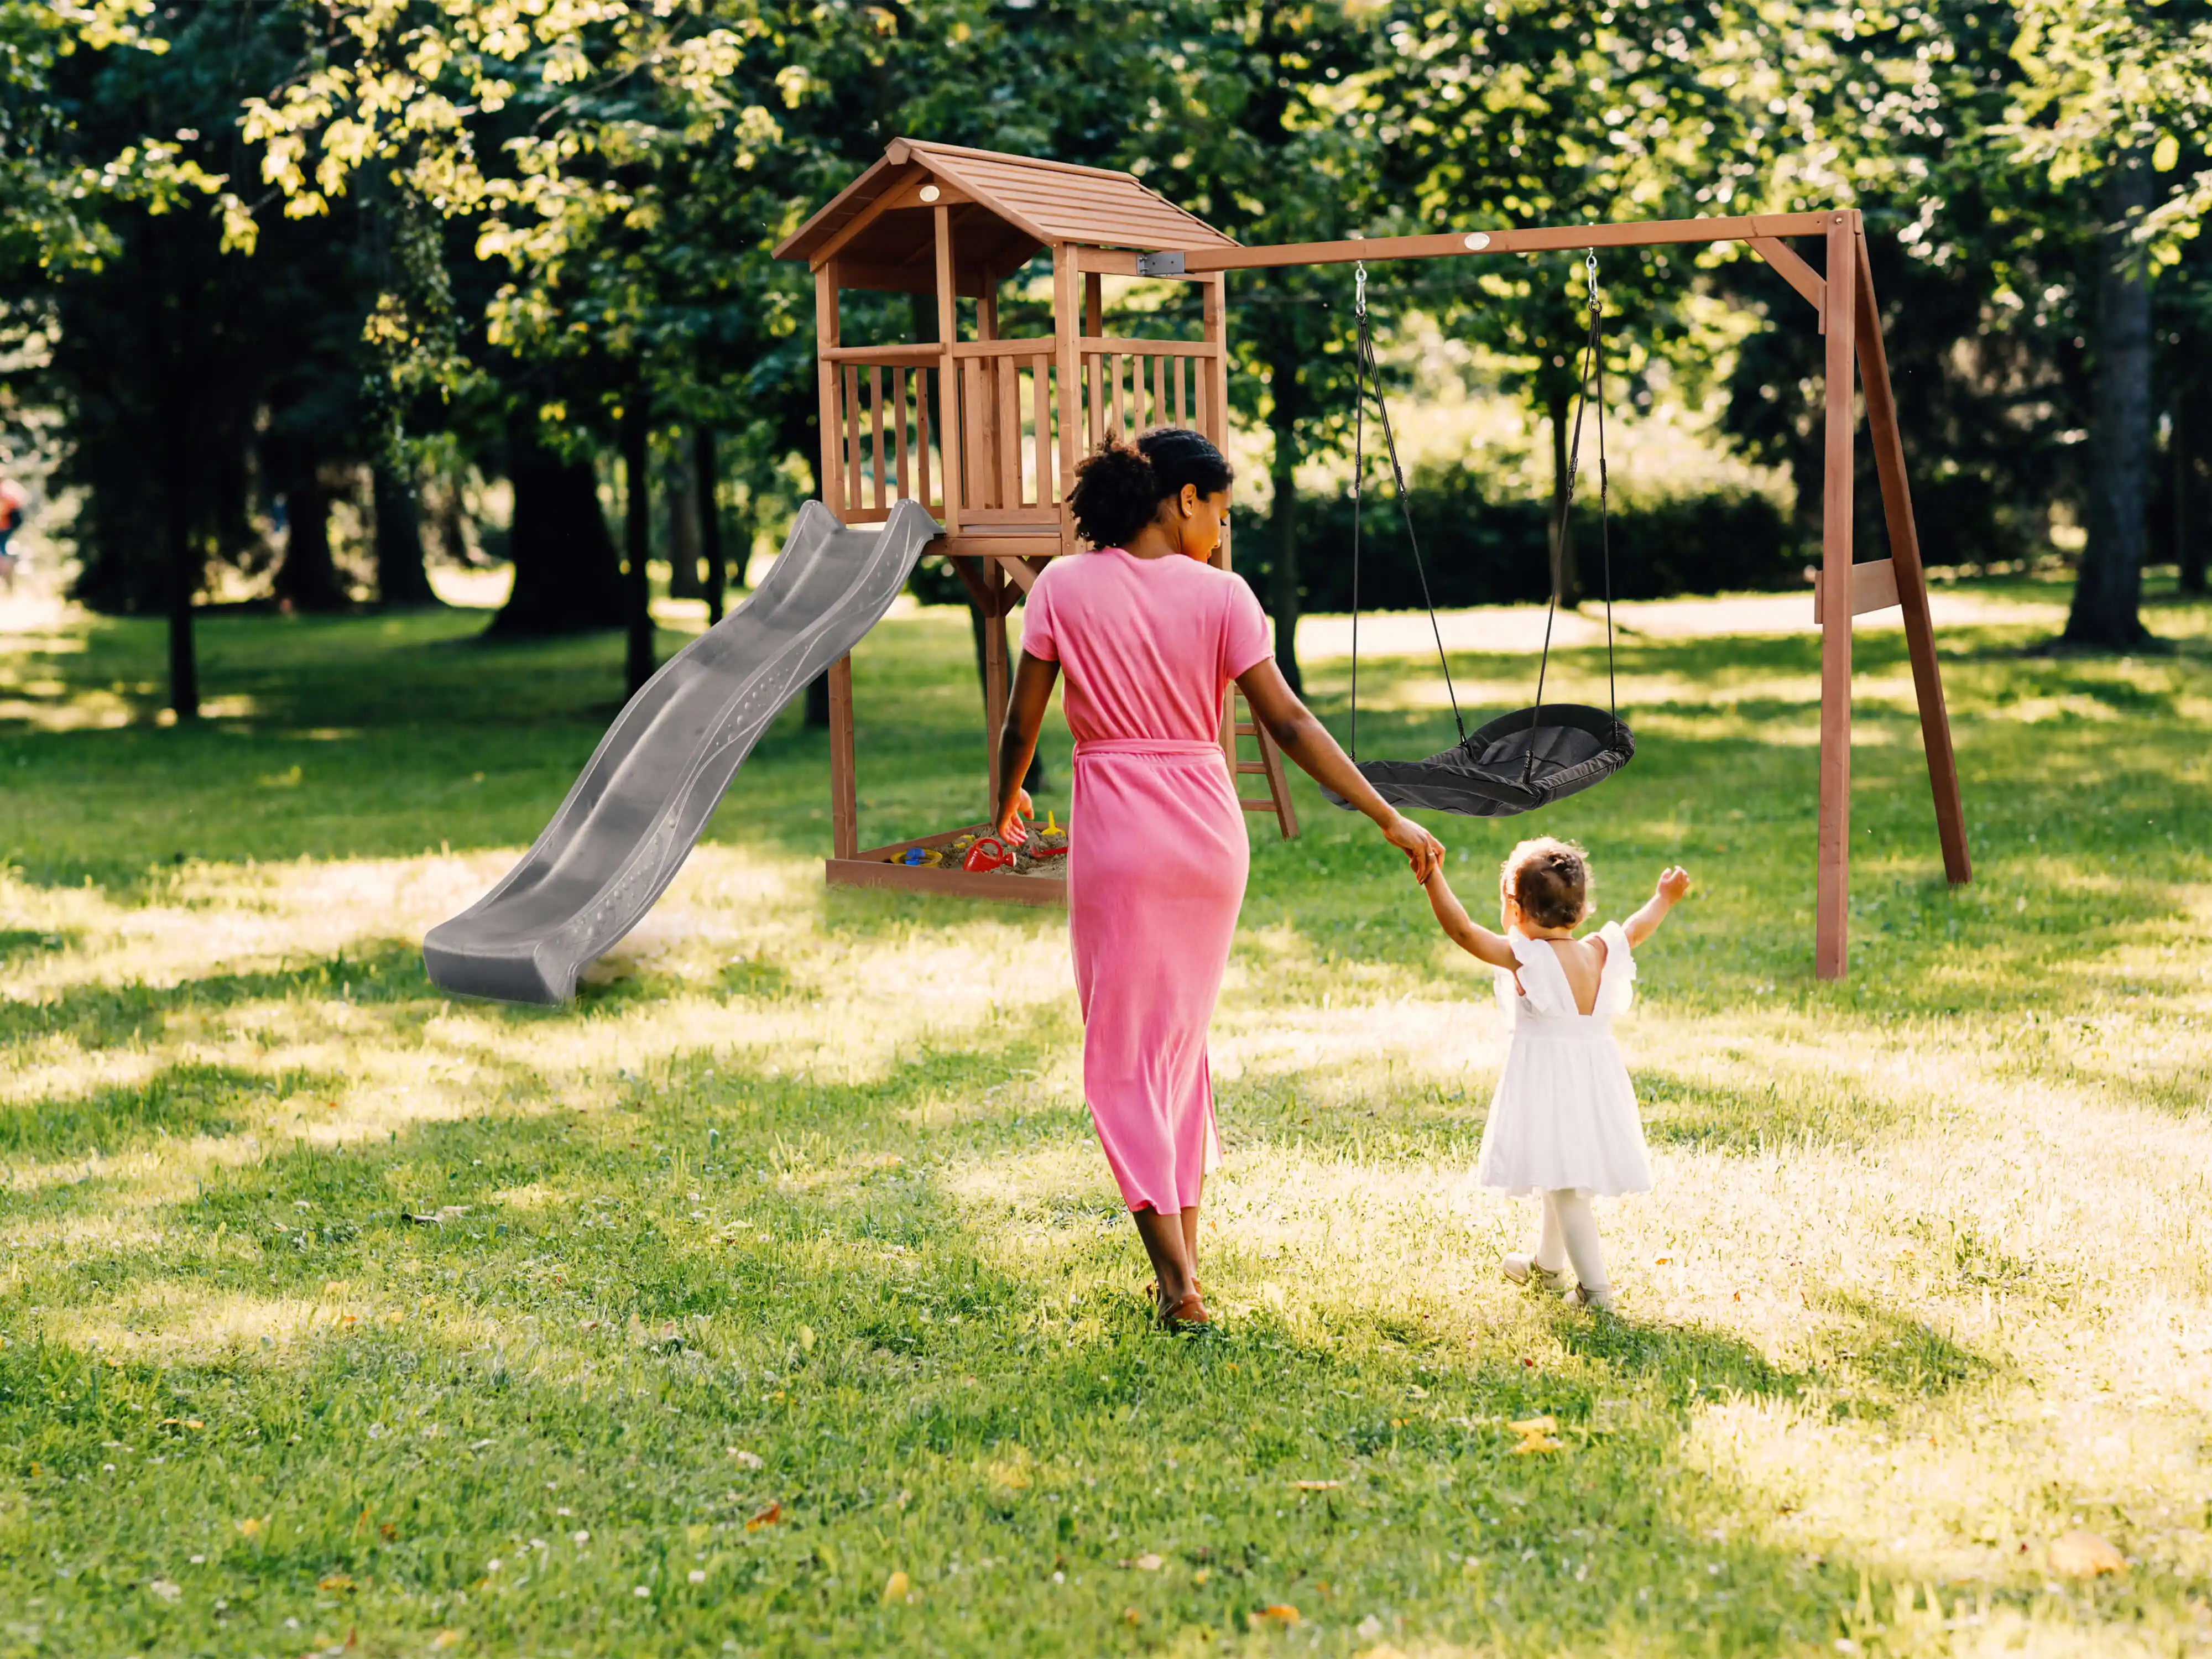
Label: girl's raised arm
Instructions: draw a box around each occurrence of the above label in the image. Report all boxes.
[1422,867,1518,968]
[1623,865,1692,947]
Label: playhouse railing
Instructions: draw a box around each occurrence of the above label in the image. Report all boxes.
[819,335,1227,536]
[951,338,1060,525]
[820,345,943,524]
[1077,338,1220,451]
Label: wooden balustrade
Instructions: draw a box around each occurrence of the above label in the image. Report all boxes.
[830,352,941,523]
[955,340,1060,523]
[1078,340,1222,451]
[825,334,1226,530]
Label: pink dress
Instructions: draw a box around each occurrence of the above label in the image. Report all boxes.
[1019,549,1272,1214]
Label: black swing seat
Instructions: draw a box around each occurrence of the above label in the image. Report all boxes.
[1323,703,1634,818]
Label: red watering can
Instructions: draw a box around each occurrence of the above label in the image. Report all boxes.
[962,836,1014,874]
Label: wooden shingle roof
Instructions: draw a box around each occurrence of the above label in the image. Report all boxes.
[774,139,1234,288]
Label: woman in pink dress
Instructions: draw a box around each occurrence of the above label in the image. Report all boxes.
[994,428,1444,1329]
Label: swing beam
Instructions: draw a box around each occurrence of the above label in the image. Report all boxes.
[1141,207,1970,982]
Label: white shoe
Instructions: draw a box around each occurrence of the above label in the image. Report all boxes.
[1564,1282,1618,1312]
[1503,1253,1572,1292]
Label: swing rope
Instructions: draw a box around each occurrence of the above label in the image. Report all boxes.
[1326,249,1635,822]
[1525,249,1620,781]
[1349,260,1463,760]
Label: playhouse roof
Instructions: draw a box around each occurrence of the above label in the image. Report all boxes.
[773,139,1235,290]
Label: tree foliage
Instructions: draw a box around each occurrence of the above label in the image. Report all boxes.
[4,0,2209,651]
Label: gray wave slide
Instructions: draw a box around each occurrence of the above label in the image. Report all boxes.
[423,498,942,1005]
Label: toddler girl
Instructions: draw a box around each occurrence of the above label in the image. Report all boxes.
[1421,838,1690,1310]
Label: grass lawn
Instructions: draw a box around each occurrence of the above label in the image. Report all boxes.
[1,576,2209,1658]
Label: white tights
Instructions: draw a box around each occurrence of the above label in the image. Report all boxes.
[1532,1189,1610,1296]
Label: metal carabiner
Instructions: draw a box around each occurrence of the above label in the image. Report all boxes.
[1584,247,1599,303]
[1354,259,1368,319]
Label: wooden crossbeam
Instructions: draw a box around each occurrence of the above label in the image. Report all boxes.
[1142,210,1836,275]
[1812,556,1901,622]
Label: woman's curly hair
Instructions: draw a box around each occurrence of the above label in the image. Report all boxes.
[1501,837,1592,930]
[1066,426,1234,549]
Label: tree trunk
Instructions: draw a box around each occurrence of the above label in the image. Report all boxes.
[273,473,347,611]
[489,420,624,636]
[2179,392,2208,596]
[148,216,197,716]
[623,389,655,697]
[666,430,704,599]
[2065,156,2156,648]
[1267,348,1303,695]
[428,472,477,566]
[165,456,199,720]
[1547,386,1580,608]
[373,465,441,607]
[696,425,725,624]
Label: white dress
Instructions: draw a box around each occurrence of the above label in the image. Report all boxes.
[1474,922,1653,1198]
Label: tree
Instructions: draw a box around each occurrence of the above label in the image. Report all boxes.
[1130,3,1376,695]
[1700,4,2093,581]
[2,1,297,717]
[2005,0,2212,645]
[2069,154,2157,647]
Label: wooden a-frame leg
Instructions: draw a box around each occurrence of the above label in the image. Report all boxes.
[1816,211,1859,981]
[1854,229,1971,886]
[828,654,858,862]
[1255,699,1300,839]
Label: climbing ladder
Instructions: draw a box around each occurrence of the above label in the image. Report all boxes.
[1222,686,1299,839]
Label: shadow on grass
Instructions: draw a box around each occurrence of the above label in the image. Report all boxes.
[1813,1293,2004,1410]
[0,1060,336,1161]
[0,940,434,1051]
[1637,1067,1902,1155]
[0,926,78,962]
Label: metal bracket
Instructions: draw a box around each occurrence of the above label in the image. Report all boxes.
[1135,249,1186,277]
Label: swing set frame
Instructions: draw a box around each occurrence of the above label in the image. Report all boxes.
[1186,206,1974,980]
[779,139,1969,980]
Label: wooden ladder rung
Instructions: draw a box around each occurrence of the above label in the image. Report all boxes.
[1223,686,1297,839]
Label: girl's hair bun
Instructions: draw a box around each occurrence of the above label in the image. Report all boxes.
[1067,426,1234,549]
[1501,836,1592,930]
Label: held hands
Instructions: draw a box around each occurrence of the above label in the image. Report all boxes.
[1655,865,1692,905]
[995,787,1035,847]
[1381,812,1446,884]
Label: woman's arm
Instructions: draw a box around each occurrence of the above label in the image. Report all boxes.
[1235,657,1443,881]
[1422,867,1519,968]
[993,648,1061,842]
[1623,865,1692,947]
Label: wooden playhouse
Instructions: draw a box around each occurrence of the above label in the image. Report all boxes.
[772,139,1300,907]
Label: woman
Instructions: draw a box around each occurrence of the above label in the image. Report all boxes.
[994,427,1445,1329]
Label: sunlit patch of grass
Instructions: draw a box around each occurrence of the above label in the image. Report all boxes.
[0,583,2208,1655]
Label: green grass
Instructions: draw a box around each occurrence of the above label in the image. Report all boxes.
[1,577,2210,1657]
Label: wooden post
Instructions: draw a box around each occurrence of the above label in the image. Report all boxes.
[1055,246,1081,547]
[1854,229,1971,887]
[1815,211,1859,980]
[933,206,962,534]
[977,269,1000,511]
[984,556,1009,815]
[815,264,842,513]
[1201,273,1229,447]
[828,656,858,860]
